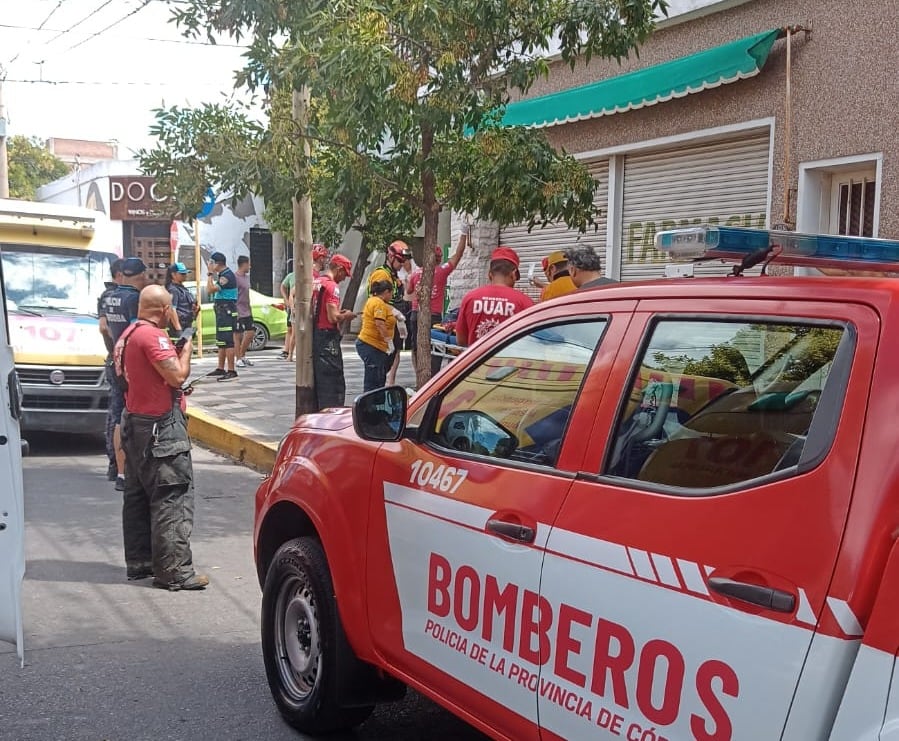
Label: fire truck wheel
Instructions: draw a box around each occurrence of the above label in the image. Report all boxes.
[261,537,374,733]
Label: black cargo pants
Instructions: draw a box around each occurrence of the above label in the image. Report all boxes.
[120,406,196,585]
[313,328,346,411]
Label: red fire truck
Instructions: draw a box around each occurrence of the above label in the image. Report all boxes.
[253,226,899,740]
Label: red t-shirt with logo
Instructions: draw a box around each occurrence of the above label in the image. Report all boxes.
[120,323,182,416]
[313,274,341,330]
[408,262,454,314]
[456,285,534,344]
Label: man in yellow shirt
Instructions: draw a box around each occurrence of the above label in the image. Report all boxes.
[540,251,577,301]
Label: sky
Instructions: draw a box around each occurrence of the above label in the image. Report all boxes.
[0,0,720,157]
[1,0,251,156]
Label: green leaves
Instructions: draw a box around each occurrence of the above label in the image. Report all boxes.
[7,136,69,201]
[162,0,666,233]
[136,103,266,219]
[156,0,663,384]
[434,124,600,231]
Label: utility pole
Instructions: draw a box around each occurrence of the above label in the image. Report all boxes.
[0,69,10,199]
[292,85,316,417]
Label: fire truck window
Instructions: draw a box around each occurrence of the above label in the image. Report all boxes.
[430,320,606,467]
[605,320,846,490]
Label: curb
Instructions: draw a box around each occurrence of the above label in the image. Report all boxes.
[186,407,278,473]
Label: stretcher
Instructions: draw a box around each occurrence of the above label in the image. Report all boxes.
[430,327,463,361]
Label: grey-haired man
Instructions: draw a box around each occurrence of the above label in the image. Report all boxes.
[565,247,616,290]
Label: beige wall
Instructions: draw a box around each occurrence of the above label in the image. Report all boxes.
[525,0,899,237]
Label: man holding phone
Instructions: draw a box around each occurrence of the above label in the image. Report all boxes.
[175,326,196,351]
[115,284,208,591]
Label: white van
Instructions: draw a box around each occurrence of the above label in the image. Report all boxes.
[0,199,119,436]
[0,238,26,664]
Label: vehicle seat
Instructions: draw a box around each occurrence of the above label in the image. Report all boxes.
[636,432,788,488]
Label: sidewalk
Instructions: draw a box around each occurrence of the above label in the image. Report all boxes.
[184,342,417,471]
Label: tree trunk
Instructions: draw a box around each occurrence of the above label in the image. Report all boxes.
[414,124,439,389]
[292,86,316,418]
[340,230,373,315]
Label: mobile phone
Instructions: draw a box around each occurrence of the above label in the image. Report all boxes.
[175,326,196,350]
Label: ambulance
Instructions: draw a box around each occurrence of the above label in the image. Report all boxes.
[254,226,899,740]
[0,199,119,435]
[0,236,26,664]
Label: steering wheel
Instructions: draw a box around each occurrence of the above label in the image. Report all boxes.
[609,380,674,477]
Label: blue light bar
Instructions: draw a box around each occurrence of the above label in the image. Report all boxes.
[655,226,899,271]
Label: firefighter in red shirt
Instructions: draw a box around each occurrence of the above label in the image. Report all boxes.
[114,284,208,591]
[311,254,356,410]
[456,246,534,346]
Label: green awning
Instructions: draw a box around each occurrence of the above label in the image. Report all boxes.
[502,29,781,129]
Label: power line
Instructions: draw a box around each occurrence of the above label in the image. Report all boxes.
[0,24,247,47]
[64,0,154,53]
[4,77,238,88]
[6,0,71,66]
[44,0,117,45]
[38,0,69,31]
[0,23,60,32]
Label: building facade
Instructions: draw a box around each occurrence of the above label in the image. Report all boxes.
[447,0,898,307]
[36,160,283,294]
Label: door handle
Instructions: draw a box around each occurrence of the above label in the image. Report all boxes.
[708,577,795,613]
[8,370,22,421]
[486,519,536,544]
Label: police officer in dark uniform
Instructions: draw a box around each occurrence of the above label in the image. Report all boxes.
[98,258,124,481]
[103,257,147,491]
[164,262,198,337]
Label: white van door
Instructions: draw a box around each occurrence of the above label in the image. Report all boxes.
[0,255,26,663]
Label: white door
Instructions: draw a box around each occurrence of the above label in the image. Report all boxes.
[0,253,26,663]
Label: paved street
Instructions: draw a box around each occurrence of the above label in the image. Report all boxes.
[0,432,485,741]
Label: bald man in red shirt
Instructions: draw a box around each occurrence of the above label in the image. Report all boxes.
[115,284,208,591]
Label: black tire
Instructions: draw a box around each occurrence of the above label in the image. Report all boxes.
[261,537,374,734]
[249,322,269,351]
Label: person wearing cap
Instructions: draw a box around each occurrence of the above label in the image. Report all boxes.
[456,247,534,346]
[234,255,255,368]
[356,279,398,392]
[566,247,617,290]
[405,226,470,376]
[98,258,124,482]
[311,243,329,275]
[165,262,199,337]
[311,254,356,409]
[369,239,412,383]
[103,256,148,491]
[540,250,577,301]
[206,251,239,381]
[280,244,329,361]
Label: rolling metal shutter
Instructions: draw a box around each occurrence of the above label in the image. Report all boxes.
[500,158,609,301]
[619,132,770,282]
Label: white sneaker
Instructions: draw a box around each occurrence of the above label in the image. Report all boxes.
[242,357,254,366]
[236,358,247,368]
